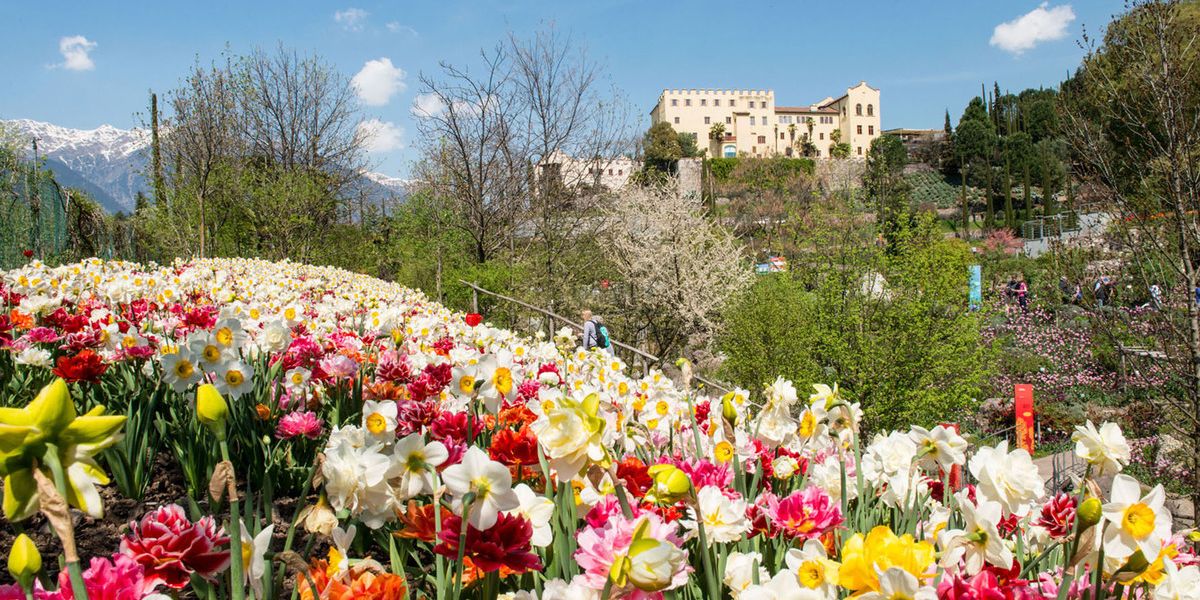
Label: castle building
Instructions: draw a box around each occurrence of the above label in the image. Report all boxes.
[648,82,881,159]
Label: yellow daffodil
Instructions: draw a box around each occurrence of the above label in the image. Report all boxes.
[0,379,126,520]
[838,526,935,595]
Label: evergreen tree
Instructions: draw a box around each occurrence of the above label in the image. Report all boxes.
[150,92,165,207]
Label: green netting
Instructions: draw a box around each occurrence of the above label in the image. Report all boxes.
[1,167,69,269]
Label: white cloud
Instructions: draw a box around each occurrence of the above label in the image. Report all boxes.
[386,22,419,36]
[358,119,405,153]
[56,35,97,71]
[334,8,369,31]
[352,58,406,106]
[411,93,446,118]
[990,3,1076,55]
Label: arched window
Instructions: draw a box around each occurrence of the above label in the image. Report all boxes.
[867,104,874,116]
[855,103,862,116]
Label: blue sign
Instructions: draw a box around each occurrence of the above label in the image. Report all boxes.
[969,264,982,309]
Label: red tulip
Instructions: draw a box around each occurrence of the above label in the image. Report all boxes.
[22,249,33,259]
[120,504,231,589]
[465,313,483,327]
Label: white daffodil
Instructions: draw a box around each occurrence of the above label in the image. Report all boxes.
[361,400,399,443]
[968,441,1044,517]
[321,432,394,529]
[939,493,1012,574]
[509,483,555,547]
[259,319,292,353]
[477,352,519,413]
[240,523,275,598]
[161,350,203,393]
[766,377,799,410]
[215,360,253,398]
[441,446,519,530]
[724,551,770,598]
[188,332,232,371]
[391,433,449,500]
[211,317,248,350]
[284,367,311,395]
[785,539,841,596]
[860,567,937,600]
[1154,558,1200,600]
[909,424,968,471]
[450,358,485,399]
[1102,474,1172,561]
[1073,420,1131,477]
[684,485,751,544]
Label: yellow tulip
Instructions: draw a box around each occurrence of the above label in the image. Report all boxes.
[645,464,691,505]
[7,534,41,588]
[196,384,229,440]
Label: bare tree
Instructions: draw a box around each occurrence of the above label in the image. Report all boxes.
[237,46,366,193]
[602,180,752,360]
[162,58,242,258]
[412,45,527,264]
[507,26,633,311]
[1061,0,1200,507]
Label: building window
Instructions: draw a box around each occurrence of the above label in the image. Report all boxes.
[729,100,736,107]
[868,125,874,135]
[816,149,821,157]
[671,99,678,106]
[700,99,707,106]
[723,144,736,158]
[714,99,720,107]
[618,169,623,175]
[608,169,613,175]
[673,117,680,124]
[685,99,691,106]
[867,104,874,116]
[757,135,766,143]
[820,132,825,140]
[725,116,732,124]
[857,146,862,155]
[750,116,756,125]
[704,116,710,124]
[749,101,756,108]
[780,132,785,140]
[855,103,862,116]
[857,125,863,134]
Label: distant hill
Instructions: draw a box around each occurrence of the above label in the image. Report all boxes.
[2,119,407,213]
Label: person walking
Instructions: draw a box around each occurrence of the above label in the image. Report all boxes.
[593,315,614,355]
[1016,277,1029,313]
[1095,276,1111,308]
[581,309,598,350]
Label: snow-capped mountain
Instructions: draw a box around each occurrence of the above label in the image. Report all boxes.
[5,119,151,213]
[3,119,407,213]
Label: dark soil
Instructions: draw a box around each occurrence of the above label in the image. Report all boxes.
[0,451,189,585]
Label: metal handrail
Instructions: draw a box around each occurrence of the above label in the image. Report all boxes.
[457,279,732,394]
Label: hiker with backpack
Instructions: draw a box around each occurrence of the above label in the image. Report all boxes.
[581,309,613,354]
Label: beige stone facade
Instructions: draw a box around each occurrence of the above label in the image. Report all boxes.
[649,82,881,159]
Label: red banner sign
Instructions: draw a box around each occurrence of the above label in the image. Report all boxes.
[1014,384,1035,454]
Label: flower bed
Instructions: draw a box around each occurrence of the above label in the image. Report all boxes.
[0,258,1196,599]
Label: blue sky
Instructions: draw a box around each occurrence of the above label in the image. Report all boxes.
[1,1,1125,177]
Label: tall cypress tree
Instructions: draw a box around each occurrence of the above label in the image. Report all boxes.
[150,92,165,207]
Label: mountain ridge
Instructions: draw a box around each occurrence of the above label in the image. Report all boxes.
[3,119,407,213]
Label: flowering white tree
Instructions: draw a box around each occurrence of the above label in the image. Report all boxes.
[602,180,751,359]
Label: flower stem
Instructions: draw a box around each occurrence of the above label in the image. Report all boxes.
[220,441,246,600]
[42,445,89,600]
